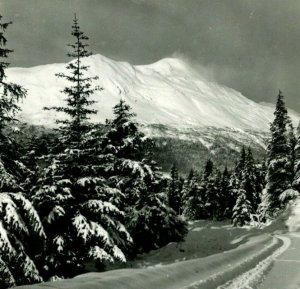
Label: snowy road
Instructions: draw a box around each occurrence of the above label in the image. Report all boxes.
[14,234,298,289]
[15,234,283,289]
[216,235,291,289]
[15,206,300,289]
[258,232,300,289]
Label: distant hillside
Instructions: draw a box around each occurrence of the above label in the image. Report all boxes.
[6,54,298,130]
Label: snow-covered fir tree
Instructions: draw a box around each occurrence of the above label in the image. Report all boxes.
[45,15,99,146]
[0,191,45,288]
[0,17,26,131]
[100,99,187,253]
[232,188,252,226]
[167,164,183,215]
[242,148,262,211]
[32,16,131,279]
[183,160,222,220]
[182,170,204,219]
[0,14,29,190]
[265,91,292,212]
[221,166,235,218]
[206,169,223,220]
[0,14,45,288]
[235,146,246,179]
[293,121,300,192]
[227,171,240,216]
[204,159,214,179]
[287,121,297,183]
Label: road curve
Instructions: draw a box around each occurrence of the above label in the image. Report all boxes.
[15,234,281,289]
[258,232,300,289]
[216,235,291,289]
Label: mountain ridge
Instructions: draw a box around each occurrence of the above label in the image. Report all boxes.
[6,53,299,131]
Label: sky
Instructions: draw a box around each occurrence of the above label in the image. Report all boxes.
[0,0,299,112]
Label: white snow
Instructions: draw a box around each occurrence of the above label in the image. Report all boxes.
[88,246,113,263]
[72,214,111,245]
[53,236,64,253]
[6,54,299,131]
[286,198,300,232]
[217,235,291,289]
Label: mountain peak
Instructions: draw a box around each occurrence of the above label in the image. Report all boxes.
[143,57,189,72]
[6,53,299,130]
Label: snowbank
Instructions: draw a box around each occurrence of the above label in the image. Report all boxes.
[285,197,300,232]
[16,223,282,289]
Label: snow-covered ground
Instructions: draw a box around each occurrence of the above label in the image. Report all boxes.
[15,211,295,289]
[6,54,299,131]
[15,199,300,289]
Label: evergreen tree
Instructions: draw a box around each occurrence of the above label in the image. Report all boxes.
[45,14,99,146]
[0,191,45,288]
[293,121,300,192]
[220,166,234,218]
[230,149,259,225]
[287,121,297,183]
[0,14,28,190]
[204,159,213,179]
[183,171,204,219]
[228,171,240,215]
[242,148,262,211]
[0,15,45,287]
[101,99,187,253]
[235,146,246,179]
[207,169,223,220]
[266,91,292,212]
[32,16,131,279]
[232,188,252,226]
[184,160,219,220]
[187,168,195,181]
[256,159,267,190]
[168,164,183,215]
[0,15,26,132]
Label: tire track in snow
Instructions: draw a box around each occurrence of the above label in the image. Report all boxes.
[216,235,291,289]
[179,236,282,289]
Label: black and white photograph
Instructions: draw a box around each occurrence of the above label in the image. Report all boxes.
[0,1,299,288]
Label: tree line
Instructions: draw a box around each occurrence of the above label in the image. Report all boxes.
[168,91,300,225]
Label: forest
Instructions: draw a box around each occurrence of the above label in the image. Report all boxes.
[0,14,300,289]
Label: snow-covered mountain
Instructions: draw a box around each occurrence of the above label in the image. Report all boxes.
[6,54,299,131]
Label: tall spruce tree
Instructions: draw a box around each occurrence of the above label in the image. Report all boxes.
[242,148,262,211]
[183,171,204,219]
[287,121,297,183]
[220,166,234,218]
[168,164,183,215]
[184,160,218,220]
[235,146,246,179]
[232,188,252,226]
[207,169,223,220]
[45,14,99,146]
[101,99,187,254]
[0,14,46,288]
[0,15,26,131]
[33,16,131,279]
[265,91,292,212]
[293,121,300,192]
[0,14,28,188]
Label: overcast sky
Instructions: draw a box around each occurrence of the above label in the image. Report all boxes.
[0,0,299,112]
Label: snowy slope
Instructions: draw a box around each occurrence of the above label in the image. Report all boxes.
[6,54,299,131]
